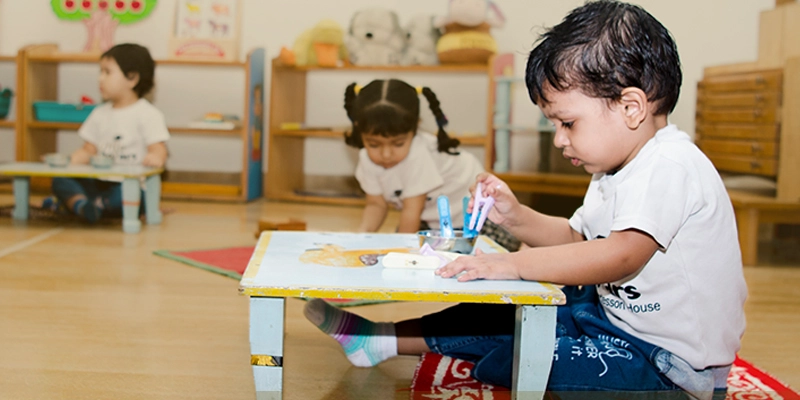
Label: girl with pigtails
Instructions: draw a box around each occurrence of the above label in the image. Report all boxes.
[344,79,519,251]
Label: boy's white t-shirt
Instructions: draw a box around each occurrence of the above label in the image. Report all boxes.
[355,131,484,229]
[78,98,170,165]
[569,124,747,369]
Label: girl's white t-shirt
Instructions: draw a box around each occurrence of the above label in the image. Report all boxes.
[78,98,170,165]
[569,124,747,370]
[355,131,484,228]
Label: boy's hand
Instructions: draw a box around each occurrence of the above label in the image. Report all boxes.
[435,249,520,282]
[468,173,520,228]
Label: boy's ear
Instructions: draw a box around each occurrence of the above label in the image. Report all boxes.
[619,87,648,130]
[125,72,140,89]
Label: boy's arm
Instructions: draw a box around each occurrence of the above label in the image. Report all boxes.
[438,228,659,285]
[358,194,389,232]
[69,142,98,165]
[397,194,426,233]
[142,142,168,168]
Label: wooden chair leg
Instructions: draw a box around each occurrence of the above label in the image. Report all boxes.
[735,207,759,266]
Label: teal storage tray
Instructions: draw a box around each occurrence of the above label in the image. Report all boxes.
[33,101,96,123]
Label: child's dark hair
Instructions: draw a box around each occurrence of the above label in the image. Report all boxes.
[343,79,460,155]
[102,43,155,98]
[526,0,682,116]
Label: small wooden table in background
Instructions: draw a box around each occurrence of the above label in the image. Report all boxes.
[0,162,163,233]
[239,231,566,400]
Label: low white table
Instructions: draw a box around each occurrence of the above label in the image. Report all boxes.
[0,162,163,233]
[239,231,566,400]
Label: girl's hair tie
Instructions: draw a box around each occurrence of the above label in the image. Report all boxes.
[354,84,363,95]
[416,86,424,95]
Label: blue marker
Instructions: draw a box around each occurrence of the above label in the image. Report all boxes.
[437,195,454,238]
[463,196,476,238]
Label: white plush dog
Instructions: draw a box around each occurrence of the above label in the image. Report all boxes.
[346,8,405,65]
[401,14,441,66]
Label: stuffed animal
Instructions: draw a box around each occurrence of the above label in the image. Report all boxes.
[346,8,405,66]
[291,19,348,67]
[434,0,506,29]
[401,14,441,66]
[434,0,505,64]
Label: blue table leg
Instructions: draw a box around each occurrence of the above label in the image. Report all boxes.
[12,177,30,220]
[250,297,285,400]
[512,305,557,400]
[121,178,142,233]
[144,174,162,225]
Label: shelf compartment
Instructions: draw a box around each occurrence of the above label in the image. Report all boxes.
[274,61,489,73]
[27,52,246,67]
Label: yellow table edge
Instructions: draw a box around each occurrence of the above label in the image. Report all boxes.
[239,232,566,305]
[0,167,163,179]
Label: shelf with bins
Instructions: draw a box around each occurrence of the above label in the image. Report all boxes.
[266,59,495,206]
[15,44,265,201]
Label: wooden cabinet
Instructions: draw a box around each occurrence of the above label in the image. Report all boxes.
[266,59,494,206]
[696,60,800,201]
[14,44,265,202]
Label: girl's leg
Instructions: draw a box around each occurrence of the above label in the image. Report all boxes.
[51,178,102,223]
[303,299,399,367]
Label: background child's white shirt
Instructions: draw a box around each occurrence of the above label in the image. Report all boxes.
[355,131,484,229]
[78,98,170,165]
[568,124,747,370]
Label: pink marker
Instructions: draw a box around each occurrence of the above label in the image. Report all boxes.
[469,182,495,232]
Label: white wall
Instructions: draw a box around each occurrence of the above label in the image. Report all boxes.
[0,0,774,175]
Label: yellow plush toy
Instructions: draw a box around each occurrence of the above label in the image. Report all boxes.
[291,19,348,67]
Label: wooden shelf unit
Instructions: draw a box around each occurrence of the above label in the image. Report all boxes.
[266,59,496,206]
[14,44,265,202]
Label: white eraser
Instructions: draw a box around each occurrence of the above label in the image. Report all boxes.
[382,252,441,270]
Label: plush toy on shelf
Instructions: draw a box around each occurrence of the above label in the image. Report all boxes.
[401,14,441,66]
[434,0,506,64]
[346,8,405,66]
[290,19,348,68]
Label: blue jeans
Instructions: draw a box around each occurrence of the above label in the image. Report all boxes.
[421,286,714,398]
[51,177,143,219]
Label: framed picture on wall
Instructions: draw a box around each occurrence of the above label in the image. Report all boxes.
[168,0,241,62]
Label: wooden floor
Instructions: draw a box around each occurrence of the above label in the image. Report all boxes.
[0,195,798,399]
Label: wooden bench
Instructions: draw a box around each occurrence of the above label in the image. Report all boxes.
[729,190,800,265]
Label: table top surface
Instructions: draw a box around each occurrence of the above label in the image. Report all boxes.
[239,231,565,305]
[0,162,162,178]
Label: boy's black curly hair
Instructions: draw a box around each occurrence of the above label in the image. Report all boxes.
[526,0,682,116]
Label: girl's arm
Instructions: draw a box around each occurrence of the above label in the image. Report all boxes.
[358,194,389,232]
[142,142,168,168]
[70,142,97,165]
[437,228,659,285]
[397,194,426,233]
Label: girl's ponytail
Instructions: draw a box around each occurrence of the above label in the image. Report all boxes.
[343,82,363,148]
[421,87,460,155]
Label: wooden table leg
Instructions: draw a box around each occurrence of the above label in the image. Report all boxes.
[735,207,759,266]
[12,177,30,220]
[121,178,142,233]
[144,174,162,225]
[513,305,556,400]
[250,297,285,400]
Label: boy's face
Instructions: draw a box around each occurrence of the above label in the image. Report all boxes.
[540,89,643,175]
[362,131,414,169]
[99,57,138,102]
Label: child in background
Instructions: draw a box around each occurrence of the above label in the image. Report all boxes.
[48,43,169,223]
[307,1,747,398]
[344,79,519,250]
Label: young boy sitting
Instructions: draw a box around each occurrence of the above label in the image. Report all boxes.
[305,1,747,398]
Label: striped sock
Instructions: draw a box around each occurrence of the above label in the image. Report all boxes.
[303,298,397,367]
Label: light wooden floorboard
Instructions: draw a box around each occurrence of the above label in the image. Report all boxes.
[0,194,798,399]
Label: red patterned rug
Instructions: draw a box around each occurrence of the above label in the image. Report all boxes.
[409,353,800,400]
[153,246,387,307]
